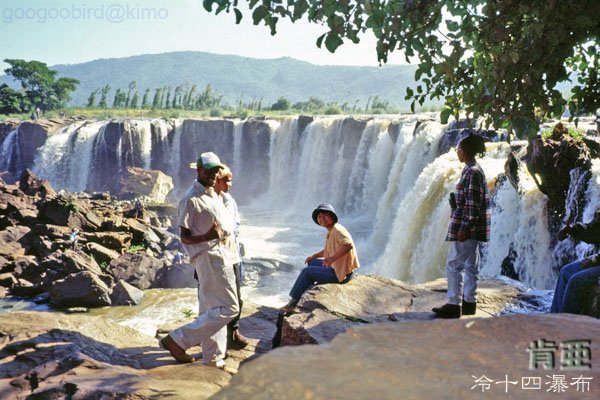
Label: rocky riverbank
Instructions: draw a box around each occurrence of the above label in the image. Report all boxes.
[0,272,564,399]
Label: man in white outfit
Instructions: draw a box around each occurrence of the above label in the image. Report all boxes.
[159,152,239,369]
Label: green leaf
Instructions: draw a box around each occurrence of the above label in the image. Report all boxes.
[440,106,453,124]
[203,0,215,12]
[316,33,327,49]
[292,0,309,20]
[252,5,269,25]
[234,8,243,24]
[324,32,343,53]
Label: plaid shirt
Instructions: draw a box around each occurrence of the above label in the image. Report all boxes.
[446,160,490,242]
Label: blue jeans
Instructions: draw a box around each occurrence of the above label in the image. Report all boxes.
[550,260,600,314]
[289,259,352,300]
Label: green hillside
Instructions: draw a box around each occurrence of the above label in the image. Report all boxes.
[1,51,425,109]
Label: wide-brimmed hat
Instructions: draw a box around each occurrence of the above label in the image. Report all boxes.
[311,203,338,225]
[189,152,225,170]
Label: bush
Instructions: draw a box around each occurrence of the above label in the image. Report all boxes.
[541,123,584,141]
[209,108,223,117]
[271,97,291,111]
[323,104,342,115]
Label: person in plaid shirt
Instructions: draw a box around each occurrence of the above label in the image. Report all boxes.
[433,131,490,318]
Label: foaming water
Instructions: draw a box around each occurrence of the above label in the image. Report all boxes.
[0,128,19,174]
[25,115,592,306]
[33,121,103,191]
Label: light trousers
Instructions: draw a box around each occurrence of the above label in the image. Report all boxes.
[169,250,239,364]
[446,239,480,305]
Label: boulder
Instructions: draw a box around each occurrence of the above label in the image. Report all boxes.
[82,231,132,253]
[526,123,592,210]
[117,166,174,203]
[0,190,38,228]
[18,168,56,198]
[216,314,600,400]
[0,272,17,287]
[49,271,112,308]
[154,262,196,288]
[40,250,104,285]
[0,225,30,259]
[110,279,144,305]
[279,275,522,346]
[37,197,102,230]
[122,217,162,250]
[9,256,42,284]
[109,252,164,289]
[0,286,6,298]
[27,235,54,257]
[85,242,120,266]
[10,278,44,297]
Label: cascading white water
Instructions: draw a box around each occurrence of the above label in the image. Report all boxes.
[33,121,104,192]
[342,119,394,216]
[0,128,19,173]
[25,114,592,295]
[364,119,444,255]
[264,118,299,205]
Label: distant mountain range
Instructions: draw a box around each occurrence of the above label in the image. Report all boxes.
[1,51,429,109]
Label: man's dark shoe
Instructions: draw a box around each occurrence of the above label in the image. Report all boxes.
[462,300,477,315]
[228,329,249,349]
[159,335,194,363]
[432,303,462,319]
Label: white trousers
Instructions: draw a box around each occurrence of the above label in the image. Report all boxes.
[446,240,480,305]
[169,250,239,364]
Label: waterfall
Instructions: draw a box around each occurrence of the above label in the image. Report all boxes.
[232,120,244,178]
[33,121,103,192]
[365,119,444,255]
[25,115,596,290]
[0,128,20,176]
[481,155,555,289]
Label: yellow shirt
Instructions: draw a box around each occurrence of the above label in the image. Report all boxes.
[325,223,360,282]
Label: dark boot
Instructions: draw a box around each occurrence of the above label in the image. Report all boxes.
[159,335,195,363]
[462,300,477,315]
[228,329,249,349]
[432,303,461,319]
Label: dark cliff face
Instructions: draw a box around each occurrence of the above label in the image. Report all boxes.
[235,120,272,203]
[177,119,236,188]
[0,122,48,183]
[88,121,124,193]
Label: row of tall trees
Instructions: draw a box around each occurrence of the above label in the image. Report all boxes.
[0,59,79,115]
[87,82,223,110]
[87,82,399,114]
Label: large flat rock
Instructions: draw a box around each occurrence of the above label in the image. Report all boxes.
[280,275,527,345]
[217,314,600,400]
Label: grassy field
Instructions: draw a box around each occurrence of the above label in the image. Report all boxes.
[0,104,445,122]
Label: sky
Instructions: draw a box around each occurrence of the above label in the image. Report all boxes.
[0,0,409,72]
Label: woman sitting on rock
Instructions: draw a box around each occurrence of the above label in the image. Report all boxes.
[432,131,490,319]
[280,204,360,314]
